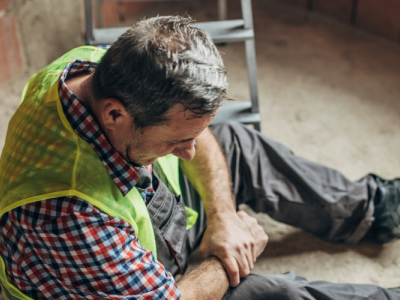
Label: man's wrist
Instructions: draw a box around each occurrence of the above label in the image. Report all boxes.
[177,254,230,300]
[205,255,223,264]
[204,255,229,278]
[205,207,237,223]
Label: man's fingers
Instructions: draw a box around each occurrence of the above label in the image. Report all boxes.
[222,257,240,287]
[256,231,269,257]
[242,237,255,271]
[251,236,256,263]
[246,248,254,271]
[236,251,251,278]
[237,211,256,261]
[237,210,268,259]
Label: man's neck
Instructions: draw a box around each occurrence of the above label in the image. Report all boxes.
[65,72,106,140]
[65,72,93,108]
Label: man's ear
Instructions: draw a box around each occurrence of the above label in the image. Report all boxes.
[100,98,131,130]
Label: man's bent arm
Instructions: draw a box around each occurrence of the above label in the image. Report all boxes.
[177,256,229,300]
[180,127,257,287]
[180,128,236,214]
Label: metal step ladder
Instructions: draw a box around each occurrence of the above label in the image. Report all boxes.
[84,0,261,130]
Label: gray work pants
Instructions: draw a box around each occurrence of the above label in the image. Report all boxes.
[178,121,400,300]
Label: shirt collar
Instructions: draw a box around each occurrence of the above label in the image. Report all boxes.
[58,59,151,197]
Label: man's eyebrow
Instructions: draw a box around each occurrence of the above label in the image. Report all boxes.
[168,138,195,144]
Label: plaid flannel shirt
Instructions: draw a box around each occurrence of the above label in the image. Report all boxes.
[0,59,180,300]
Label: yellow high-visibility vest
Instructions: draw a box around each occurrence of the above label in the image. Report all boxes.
[0,46,197,300]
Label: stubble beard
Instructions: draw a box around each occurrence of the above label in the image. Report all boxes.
[124,128,154,167]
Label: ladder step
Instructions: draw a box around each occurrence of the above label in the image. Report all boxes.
[91,28,128,45]
[89,19,253,45]
[194,19,254,43]
[211,102,260,125]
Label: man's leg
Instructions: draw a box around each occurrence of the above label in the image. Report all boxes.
[210,121,377,244]
[180,121,399,299]
[226,272,400,300]
[179,122,399,299]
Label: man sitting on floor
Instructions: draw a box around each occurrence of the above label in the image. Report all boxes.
[0,16,399,300]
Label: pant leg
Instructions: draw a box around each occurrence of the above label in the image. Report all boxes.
[179,122,397,299]
[226,272,400,300]
[209,121,377,244]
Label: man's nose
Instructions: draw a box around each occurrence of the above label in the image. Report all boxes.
[172,140,196,161]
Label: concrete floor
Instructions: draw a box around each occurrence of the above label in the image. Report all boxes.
[0,0,400,293]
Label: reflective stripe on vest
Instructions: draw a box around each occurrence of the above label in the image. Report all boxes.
[1,281,22,300]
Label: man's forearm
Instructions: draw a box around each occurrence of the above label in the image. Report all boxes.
[179,127,235,216]
[177,256,229,300]
[179,127,257,287]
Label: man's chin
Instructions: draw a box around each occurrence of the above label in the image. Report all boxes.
[131,157,159,167]
[145,158,159,166]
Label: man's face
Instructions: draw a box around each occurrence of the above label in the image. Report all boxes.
[110,104,215,166]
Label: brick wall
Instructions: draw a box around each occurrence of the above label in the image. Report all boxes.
[0,0,85,84]
[0,0,24,83]
[1,0,398,85]
[357,0,400,41]
[96,1,154,28]
[0,0,155,85]
[282,0,400,42]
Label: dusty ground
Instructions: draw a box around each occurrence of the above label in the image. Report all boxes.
[1,0,399,294]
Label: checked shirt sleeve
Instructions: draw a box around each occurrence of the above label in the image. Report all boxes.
[0,197,181,300]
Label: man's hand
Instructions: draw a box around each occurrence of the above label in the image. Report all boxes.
[237,210,269,259]
[198,212,256,287]
[199,210,268,287]
[180,127,268,287]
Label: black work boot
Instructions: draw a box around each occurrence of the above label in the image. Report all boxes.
[369,174,400,244]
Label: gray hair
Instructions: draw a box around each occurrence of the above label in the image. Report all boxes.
[92,16,228,129]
